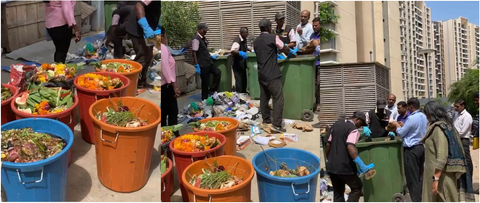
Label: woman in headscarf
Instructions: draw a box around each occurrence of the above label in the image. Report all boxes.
[421,101,474,202]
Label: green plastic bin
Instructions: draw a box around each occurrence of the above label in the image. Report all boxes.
[211,55,233,92]
[246,53,316,120]
[104,1,118,30]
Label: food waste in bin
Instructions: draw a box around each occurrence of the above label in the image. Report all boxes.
[173,134,221,152]
[1,128,66,163]
[76,73,125,90]
[91,61,139,73]
[188,160,243,189]
[161,154,168,174]
[94,100,148,127]
[269,162,310,177]
[14,87,73,115]
[1,85,12,101]
[189,120,233,131]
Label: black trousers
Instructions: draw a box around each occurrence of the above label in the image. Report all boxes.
[316,65,320,106]
[200,64,221,100]
[259,78,284,127]
[404,144,425,202]
[328,173,363,202]
[233,65,247,93]
[161,84,179,127]
[461,138,474,192]
[47,24,72,64]
[111,23,128,59]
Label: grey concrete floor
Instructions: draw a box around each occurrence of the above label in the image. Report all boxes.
[1,55,161,202]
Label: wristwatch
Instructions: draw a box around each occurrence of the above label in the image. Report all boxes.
[432,176,440,181]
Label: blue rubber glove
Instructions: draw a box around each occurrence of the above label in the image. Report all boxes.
[210,54,218,60]
[194,64,200,74]
[353,156,369,173]
[363,126,372,137]
[138,17,155,39]
[315,45,321,53]
[357,163,375,176]
[156,24,161,32]
[287,48,298,58]
[277,53,286,60]
[238,51,248,59]
[388,131,395,139]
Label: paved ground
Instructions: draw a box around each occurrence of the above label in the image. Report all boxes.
[1,54,161,201]
[168,90,322,202]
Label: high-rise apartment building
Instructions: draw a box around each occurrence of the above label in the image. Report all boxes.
[434,17,479,94]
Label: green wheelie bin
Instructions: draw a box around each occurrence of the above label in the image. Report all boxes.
[211,55,233,92]
[246,53,316,120]
[104,1,118,30]
[321,133,406,202]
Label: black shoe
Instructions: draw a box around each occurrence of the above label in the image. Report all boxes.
[138,79,147,88]
[262,119,272,124]
[270,125,286,133]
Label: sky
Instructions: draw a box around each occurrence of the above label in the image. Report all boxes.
[425,1,479,25]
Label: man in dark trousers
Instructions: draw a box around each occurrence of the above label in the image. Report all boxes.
[121,0,161,88]
[105,2,135,58]
[254,18,297,133]
[325,111,375,202]
[230,27,250,93]
[273,12,297,49]
[192,23,221,100]
[364,98,394,138]
[393,97,427,202]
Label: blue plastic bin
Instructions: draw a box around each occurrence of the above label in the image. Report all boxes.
[1,118,74,201]
[252,148,321,202]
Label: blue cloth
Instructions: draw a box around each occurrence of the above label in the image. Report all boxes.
[395,110,428,147]
[310,32,320,66]
[396,111,411,123]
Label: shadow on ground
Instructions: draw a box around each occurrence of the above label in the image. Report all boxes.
[66,164,93,201]
[71,130,93,164]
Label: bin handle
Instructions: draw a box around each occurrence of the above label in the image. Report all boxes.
[162,180,166,192]
[16,167,44,184]
[193,194,212,202]
[100,129,119,144]
[95,94,112,101]
[55,114,73,124]
[291,182,310,196]
[191,156,207,163]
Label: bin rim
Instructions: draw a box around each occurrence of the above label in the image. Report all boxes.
[161,157,173,179]
[1,118,74,170]
[252,147,321,183]
[181,155,255,195]
[168,131,226,156]
[1,83,19,107]
[73,72,130,95]
[88,96,161,133]
[192,117,239,134]
[11,91,79,119]
[356,138,403,147]
[97,59,143,77]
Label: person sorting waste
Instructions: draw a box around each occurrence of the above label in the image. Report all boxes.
[230,27,250,93]
[363,98,395,139]
[253,18,297,133]
[325,111,375,202]
[192,23,222,100]
[105,2,135,58]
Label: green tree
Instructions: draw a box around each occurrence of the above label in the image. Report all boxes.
[318,2,338,42]
[161,2,201,47]
[448,69,479,116]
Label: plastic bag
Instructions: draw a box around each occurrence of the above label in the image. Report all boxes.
[8,64,36,92]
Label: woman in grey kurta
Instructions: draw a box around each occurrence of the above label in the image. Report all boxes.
[421,101,472,202]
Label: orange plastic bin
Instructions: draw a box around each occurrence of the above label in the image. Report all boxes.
[98,59,142,97]
[89,97,161,192]
[182,155,255,202]
[11,90,78,166]
[161,157,173,202]
[169,132,226,202]
[1,83,19,125]
[194,117,239,155]
[74,72,129,144]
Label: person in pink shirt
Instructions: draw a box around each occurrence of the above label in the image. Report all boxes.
[160,26,180,127]
[44,1,81,63]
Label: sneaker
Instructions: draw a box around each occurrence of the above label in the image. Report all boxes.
[270,125,286,133]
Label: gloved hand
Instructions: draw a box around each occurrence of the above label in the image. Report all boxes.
[156,24,161,32]
[238,51,248,59]
[277,53,286,60]
[353,156,373,173]
[287,48,298,58]
[284,44,289,48]
[363,126,372,137]
[210,54,218,60]
[138,17,155,38]
[315,45,321,53]
[357,163,375,176]
[194,64,200,74]
[388,131,395,139]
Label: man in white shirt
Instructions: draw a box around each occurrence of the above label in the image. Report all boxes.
[295,10,314,50]
[453,99,474,195]
[386,94,398,121]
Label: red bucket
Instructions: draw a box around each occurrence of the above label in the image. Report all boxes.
[1,83,19,125]
[11,90,79,166]
[73,72,130,144]
[161,157,173,202]
[169,132,226,202]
